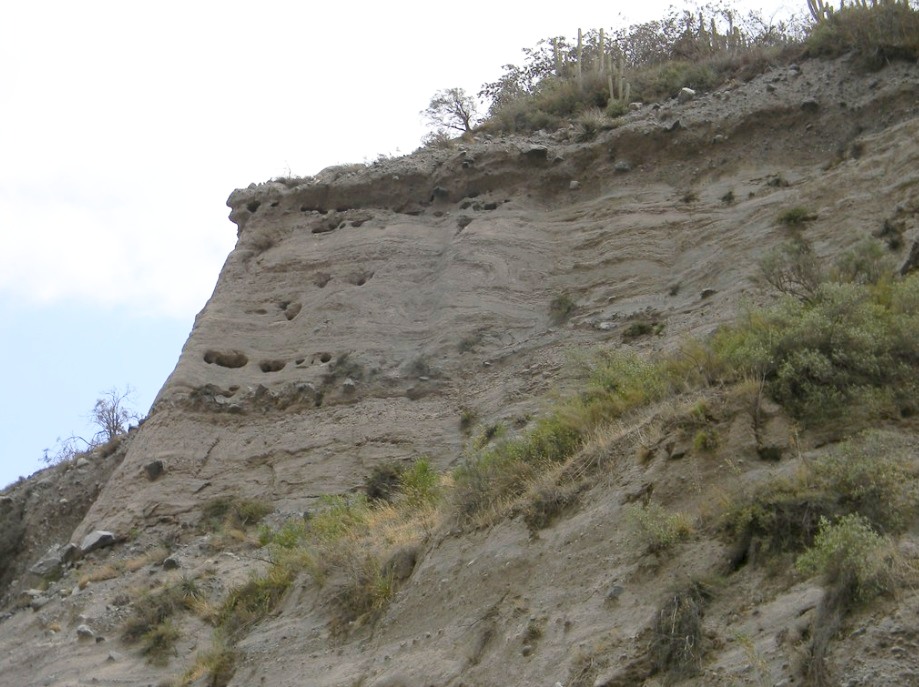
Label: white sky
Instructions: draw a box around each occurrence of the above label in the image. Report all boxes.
[0,0,801,487]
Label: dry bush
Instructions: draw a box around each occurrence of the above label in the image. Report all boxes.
[650,582,711,684]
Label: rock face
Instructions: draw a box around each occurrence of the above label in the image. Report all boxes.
[3,55,919,687]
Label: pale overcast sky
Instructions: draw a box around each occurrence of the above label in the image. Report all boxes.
[0,0,800,488]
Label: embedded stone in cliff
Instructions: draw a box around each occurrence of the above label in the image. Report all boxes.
[801,98,820,112]
[144,460,166,481]
[203,350,248,369]
[284,302,302,321]
[80,531,116,554]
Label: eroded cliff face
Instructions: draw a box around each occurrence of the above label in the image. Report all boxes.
[74,55,919,543]
[3,55,919,687]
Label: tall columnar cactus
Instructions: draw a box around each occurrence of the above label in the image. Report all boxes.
[576,29,584,86]
[607,55,631,105]
[808,0,896,21]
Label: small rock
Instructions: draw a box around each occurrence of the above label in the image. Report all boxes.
[801,98,820,112]
[31,596,51,611]
[80,530,116,555]
[456,215,473,230]
[75,457,89,468]
[144,460,166,481]
[629,102,642,111]
[523,146,549,162]
[667,119,682,132]
[521,644,533,656]
[77,624,95,641]
[342,378,357,394]
[162,555,180,571]
[766,83,776,93]
[712,134,726,144]
[614,160,632,173]
[701,288,717,299]
[606,585,625,601]
[569,180,580,191]
[106,651,123,662]
[678,87,696,103]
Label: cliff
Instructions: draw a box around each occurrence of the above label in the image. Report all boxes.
[1,52,918,687]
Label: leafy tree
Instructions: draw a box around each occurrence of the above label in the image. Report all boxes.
[422,88,479,134]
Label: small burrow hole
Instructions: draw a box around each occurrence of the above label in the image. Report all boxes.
[259,360,286,373]
[203,350,248,368]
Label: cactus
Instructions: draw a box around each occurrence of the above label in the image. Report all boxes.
[576,29,583,86]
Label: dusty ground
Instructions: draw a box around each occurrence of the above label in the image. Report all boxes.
[1,52,918,687]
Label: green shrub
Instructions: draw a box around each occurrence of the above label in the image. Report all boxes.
[631,60,719,101]
[626,502,693,553]
[806,3,919,66]
[808,431,919,534]
[796,514,892,600]
[308,495,370,544]
[453,415,582,524]
[549,293,577,323]
[722,431,919,565]
[141,621,181,666]
[777,207,816,226]
[692,428,718,452]
[567,349,696,428]
[329,552,394,634]
[712,275,919,424]
[400,458,441,508]
[217,564,293,637]
[201,496,272,531]
[832,237,895,286]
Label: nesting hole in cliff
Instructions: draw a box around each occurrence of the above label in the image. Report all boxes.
[270,200,279,207]
[347,270,374,287]
[259,360,287,373]
[246,200,261,213]
[295,358,305,365]
[318,352,332,364]
[284,302,302,321]
[314,273,332,288]
[203,350,249,369]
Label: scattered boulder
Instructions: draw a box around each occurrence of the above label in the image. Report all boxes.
[76,624,94,641]
[614,160,632,173]
[678,87,696,103]
[29,545,65,577]
[80,531,116,555]
[569,180,580,191]
[162,555,181,571]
